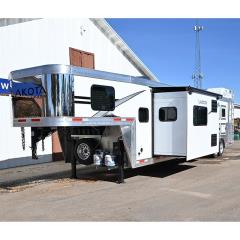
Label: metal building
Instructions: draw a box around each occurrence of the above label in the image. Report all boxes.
[0,18,157,169]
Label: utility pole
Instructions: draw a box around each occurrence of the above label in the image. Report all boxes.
[192,19,204,89]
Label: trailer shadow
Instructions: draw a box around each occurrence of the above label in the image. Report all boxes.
[74,158,196,183]
[133,159,195,178]
[0,159,196,190]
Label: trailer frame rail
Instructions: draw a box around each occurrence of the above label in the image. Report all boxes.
[13,116,135,127]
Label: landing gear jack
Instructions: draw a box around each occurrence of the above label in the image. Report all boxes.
[69,135,77,179]
[117,162,125,184]
[71,156,77,179]
[116,138,125,184]
[59,127,78,179]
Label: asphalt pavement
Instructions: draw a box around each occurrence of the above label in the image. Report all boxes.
[1,142,240,221]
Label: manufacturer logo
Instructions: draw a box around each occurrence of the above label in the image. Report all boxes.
[13,86,45,96]
[0,78,45,96]
[198,100,207,105]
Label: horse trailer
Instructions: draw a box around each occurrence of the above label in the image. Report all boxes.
[9,64,232,182]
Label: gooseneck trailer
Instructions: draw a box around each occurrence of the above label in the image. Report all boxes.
[9,64,233,183]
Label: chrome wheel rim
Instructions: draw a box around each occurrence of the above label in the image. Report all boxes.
[77,143,90,160]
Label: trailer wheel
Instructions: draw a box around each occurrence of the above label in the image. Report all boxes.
[211,140,225,158]
[74,139,98,165]
[219,139,224,156]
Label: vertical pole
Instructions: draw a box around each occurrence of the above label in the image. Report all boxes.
[117,161,125,184]
[117,138,125,184]
[69,128,77,179]
[58,127,77,179]
[71,155,77,179]
[31,128,38,159]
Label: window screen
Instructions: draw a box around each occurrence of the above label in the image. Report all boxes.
[159,107,177,122]
[211,100,217,112]
[193,106,208,126]
[91,85,115,111]
[221,108,226,118]
[139,108,149,122]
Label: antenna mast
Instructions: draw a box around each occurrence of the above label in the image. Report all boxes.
[192,19,204,89]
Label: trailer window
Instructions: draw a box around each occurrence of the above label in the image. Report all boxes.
[221,108,226,118]
[12,97,43,117]
[139,108,149,122]
[193,106,207,126]
[211,100,218,112]
[91,85,115,111]
[159,107,177,122]
[211,134,217,146]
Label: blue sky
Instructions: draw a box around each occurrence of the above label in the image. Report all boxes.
[106,19,240,103]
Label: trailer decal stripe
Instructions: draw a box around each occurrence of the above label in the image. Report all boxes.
[92,90,145,117]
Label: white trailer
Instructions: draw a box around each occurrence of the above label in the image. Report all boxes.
[9,65,227,182]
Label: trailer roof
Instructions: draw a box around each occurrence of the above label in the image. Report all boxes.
[9,64,167,88]
[234,104,240,109]
[9,65,222,99]
[152,86,223,99]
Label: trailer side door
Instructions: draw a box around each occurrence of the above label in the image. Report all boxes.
[153,92,187,156]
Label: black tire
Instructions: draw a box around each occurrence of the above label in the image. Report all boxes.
[219,139,224,156]
[210,140,225,158]
[74,138,98,165]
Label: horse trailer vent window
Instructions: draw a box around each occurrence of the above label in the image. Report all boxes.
[222,108,226,118]
[193,106,208,126]
[159,107,177,122]
[211,134,217,146]
[211,100,218,112]
[139,108,149,123]
[91,85,115,111]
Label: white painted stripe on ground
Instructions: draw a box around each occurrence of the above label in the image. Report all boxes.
[162,188,212,199]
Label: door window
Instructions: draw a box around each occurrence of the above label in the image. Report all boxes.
[159,107,177,121]
[193,106,207,126]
